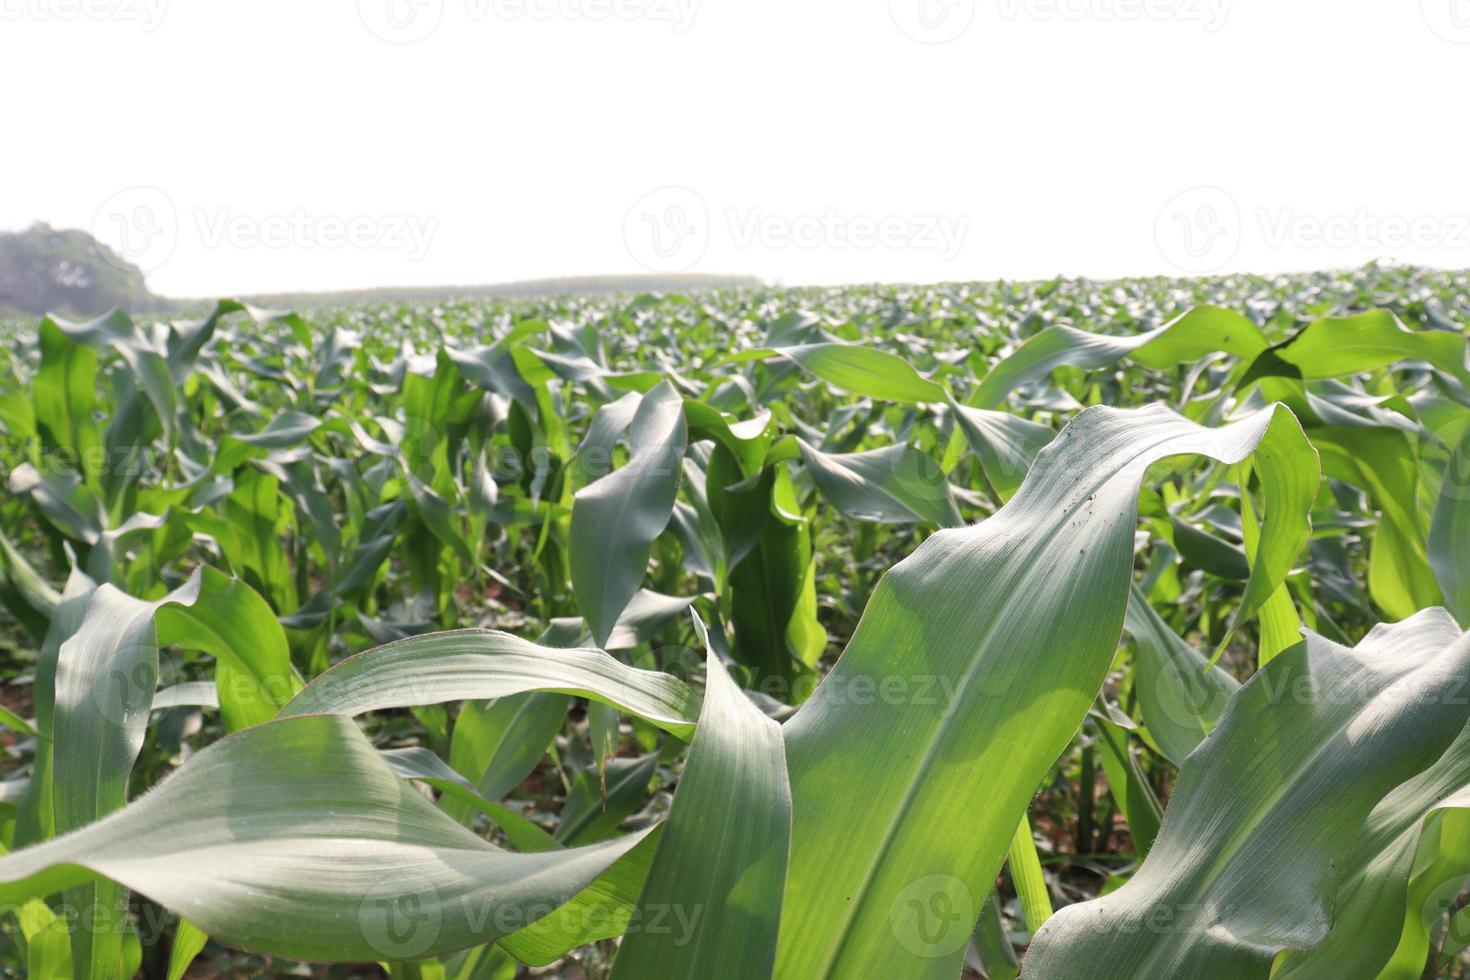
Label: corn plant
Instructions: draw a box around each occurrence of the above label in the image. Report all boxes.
[0,265,1466,978]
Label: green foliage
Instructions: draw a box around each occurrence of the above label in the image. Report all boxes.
[0,263,1466,978]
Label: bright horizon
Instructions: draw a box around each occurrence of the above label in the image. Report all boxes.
[4,0,1469,298]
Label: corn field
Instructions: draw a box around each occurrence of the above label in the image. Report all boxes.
[0,264,1468,979]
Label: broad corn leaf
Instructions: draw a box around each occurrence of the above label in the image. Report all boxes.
[611,653,791,979]
[774,403,1317,980]
[0,714,650,963]
[1027,611,1470,978]
[282,628,699,738]
[570,380,687,647]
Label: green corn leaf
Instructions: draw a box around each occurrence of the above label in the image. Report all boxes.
[0,704,35,736]
[1272,610,1469,979]
[1123,585,1237,767]
[1255,309,1470,386]
[18,897,73,979]
[706,443,774,571]
[1026,613,1470,978]
[972,893,1020,980]
[683,402,773,477]
[37,311,180,449]
[14,563,96,849]
[445,693,569,824]
[401,457,475,570]
[1312,426,1442,619]
[1239,461,1303,665]
[164,919,208,980]
[151,681,219,710]
[52,584,164,979]
[708,451,821,684]
[50,566,301,976]
[0,713,653,963]
[380,746,561,853]
[589,698,621,768]
[442,942,516,980]
[948,401,1054,501]
[570,380,687,647]
[1381,805,1470,978]
[571,588,697,651]
[1429,423,1470,623]
[722,341,948,405]
[8,463,106,544]
[556,754,658,845]
[0,526,61,623]
[1169,515,1250,580]
[971,306,1266,409]
[214,466,299,612]
[155,567,303,730]
[496,830,661,966]
[774,403,1316,980]
[281,628,699,738]
[572,390,642,487]
[797,440,963,527]
[1093,714,1163,856]
[611,652,791,979]
[32,318,102,470]
[777,343,948,404]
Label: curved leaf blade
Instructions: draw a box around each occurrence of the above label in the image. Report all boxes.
[1027,612,1470,978]
[798,440,962,527]
[281,629,699,738]
[611,653,791,979]
[774,403,1316,980]
[570,380,687,647]
[0,714,651,963]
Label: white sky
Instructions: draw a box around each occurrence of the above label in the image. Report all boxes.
[2,0,1467,298]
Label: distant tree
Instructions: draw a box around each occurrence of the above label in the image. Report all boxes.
[0,222,160,318]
